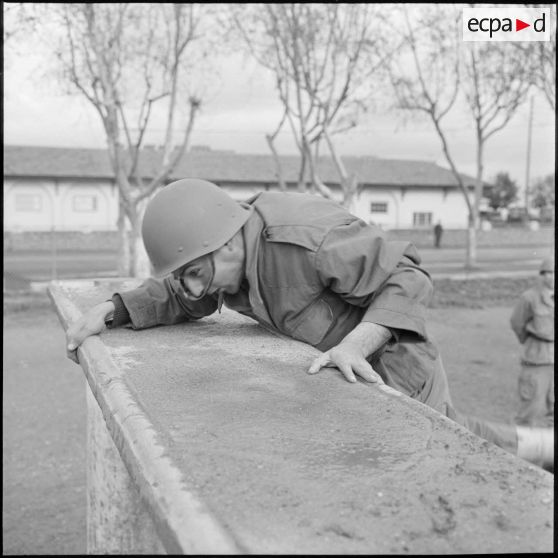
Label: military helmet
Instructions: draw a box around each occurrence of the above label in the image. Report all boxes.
[142,178,252,277]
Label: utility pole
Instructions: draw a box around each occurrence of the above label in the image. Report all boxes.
[524,95,534,219]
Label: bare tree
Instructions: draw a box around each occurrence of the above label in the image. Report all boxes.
[3,2,40,44]
[533,35,556,111]
[49,3,214,277]
[265,108,289,192]
[389,6,533,267]
[388,5,484,268]
[514,4,556,110]
[230,3,389,210]
[461,41,531,238]
[532,35,556,111]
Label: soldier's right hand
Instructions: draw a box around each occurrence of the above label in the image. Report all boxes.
[66,301,115,364]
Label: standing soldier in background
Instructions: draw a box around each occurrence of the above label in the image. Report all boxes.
[510,257,555,427]
[433,221,443,248]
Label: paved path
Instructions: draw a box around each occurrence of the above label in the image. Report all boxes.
[3,307,87,555]
[419,245,553,277]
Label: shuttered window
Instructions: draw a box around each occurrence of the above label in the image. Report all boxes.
[370,202,388,213]
[73,195,98,212]
[15,194,42,212]
[413,212,433,227]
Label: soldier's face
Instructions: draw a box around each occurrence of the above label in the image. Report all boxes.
[211,240,245,295]
[173,238,245,300]
[174,255,214,300]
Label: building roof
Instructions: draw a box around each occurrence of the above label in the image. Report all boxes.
[3,145,480,188]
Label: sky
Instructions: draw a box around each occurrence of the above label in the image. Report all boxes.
[3,5,555,195]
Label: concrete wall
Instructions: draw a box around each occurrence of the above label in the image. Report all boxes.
[49,280,554,554]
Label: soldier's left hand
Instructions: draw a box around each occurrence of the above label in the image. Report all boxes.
[307,342,384,384]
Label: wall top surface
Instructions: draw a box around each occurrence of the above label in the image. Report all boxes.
[49,279,553,554]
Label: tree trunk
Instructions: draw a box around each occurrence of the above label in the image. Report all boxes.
[465,213,477,270]
[297,151,307,193]
[475,134,484,230]
[465,130,484,270]
[130,226,151,278]
[304,142,334,200]
[342,176,359,213]
[117,201,130,277]
[265,134,287,192]
[431,118,478,270]
[324,128,356,210]
[129,203,151,279]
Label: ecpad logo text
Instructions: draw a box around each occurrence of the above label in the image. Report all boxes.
[463,7,550,42]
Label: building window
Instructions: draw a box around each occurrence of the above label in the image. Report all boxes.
[15,194,42,212]
[73,195,98,212]
[413,212,433,227]
[370,202,388,213]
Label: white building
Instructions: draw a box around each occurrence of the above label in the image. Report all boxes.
[3,145,483,232]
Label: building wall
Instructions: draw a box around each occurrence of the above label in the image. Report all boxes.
[3,178,271,233]
[3,177,471,232]
[4,177,119,232]
[221,182,471,230]
[354,186,470,229]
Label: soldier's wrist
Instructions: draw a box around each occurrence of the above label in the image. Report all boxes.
[105,294,131,328]
[99,300,116,327]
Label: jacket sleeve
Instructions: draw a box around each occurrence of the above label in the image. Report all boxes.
[510,293,532,344]
[116,276,218,330]
[315,220,431,340]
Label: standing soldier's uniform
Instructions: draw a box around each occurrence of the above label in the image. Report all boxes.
[510,258,555,426]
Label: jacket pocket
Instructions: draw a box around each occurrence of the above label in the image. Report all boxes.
[290,298,333,346]
[530,305,554,341]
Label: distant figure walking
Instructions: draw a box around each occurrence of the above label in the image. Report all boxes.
[510,257,554,427]
[433,221,443,248]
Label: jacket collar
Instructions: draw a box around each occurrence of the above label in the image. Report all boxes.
[241,207,274,327]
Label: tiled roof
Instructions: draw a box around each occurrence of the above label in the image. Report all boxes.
[3,145,480,188]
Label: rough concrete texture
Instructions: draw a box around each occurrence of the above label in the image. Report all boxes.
[50,279,553,555]
[86,388,166,554]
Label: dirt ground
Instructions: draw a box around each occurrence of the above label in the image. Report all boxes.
[1,281,540,554]
[3,304,87,555]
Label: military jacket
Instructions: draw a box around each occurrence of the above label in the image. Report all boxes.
[118,192,433,352]
[510,285,554,365]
